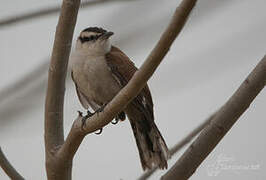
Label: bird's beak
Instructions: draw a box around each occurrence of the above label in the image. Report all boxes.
[100,31,114,40]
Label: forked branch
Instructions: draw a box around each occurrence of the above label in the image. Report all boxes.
[45,0,198,179]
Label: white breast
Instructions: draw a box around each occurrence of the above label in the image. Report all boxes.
[70,51,121,107]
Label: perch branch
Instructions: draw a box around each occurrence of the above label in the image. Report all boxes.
[0,147,24,180]
[161,55,266,180]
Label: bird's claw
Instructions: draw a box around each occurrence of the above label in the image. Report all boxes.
[77,111,83,116]
[87,110,94,117]
[80,108,105,134]
[81,116,87,129]
[111,118,119,125]
[95,103,107,114]
[80,110,103,135]
[95,128,103,135]
[81,110,94,129]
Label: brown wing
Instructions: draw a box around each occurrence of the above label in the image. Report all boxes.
[105,46,154,122]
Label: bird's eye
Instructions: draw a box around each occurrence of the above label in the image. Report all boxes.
[79,35,99,43]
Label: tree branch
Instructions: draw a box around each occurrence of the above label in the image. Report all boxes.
[161,55,266,180]
[0,147,24,180]
[57,0,198,163]
[0,0,136,28]
[138,112,215,180]
[44,0,80,179]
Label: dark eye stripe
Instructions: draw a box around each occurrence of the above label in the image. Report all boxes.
[79,35,101,43]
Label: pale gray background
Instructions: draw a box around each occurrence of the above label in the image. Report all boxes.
[0,0,265,179]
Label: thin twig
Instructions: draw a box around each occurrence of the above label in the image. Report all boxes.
[0,147,24,180]
[161,55,266,180]
[138,112,215,180]
[0,0,136,27]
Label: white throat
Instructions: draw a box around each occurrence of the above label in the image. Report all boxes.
[75,39,111,56]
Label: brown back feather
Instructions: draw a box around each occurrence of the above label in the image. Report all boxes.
[105,46,154,122]
[106,46,169,170]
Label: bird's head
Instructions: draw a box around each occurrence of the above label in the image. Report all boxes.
[76,27,114,55]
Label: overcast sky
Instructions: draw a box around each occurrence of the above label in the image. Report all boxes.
[1,0,266,179]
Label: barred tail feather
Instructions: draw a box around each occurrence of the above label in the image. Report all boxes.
[128,117,169,170]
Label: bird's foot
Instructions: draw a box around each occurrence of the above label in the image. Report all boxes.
[111,112,125,125]
[81,110,94,129]
[111,118,119,125]
[94,128,103,135]
[77,110,83,117]
[92,104,107,134]
[95,103,107,115]
[81,110,104,135]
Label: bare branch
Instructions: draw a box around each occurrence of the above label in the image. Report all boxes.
[57,0,198,162]
[161,55,266,180]
[0,147,24,180]
[44,0,80,179]
[138,112,215,180]
[0,0,136,28]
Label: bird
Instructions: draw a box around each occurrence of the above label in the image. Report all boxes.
[70,27,169,170]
